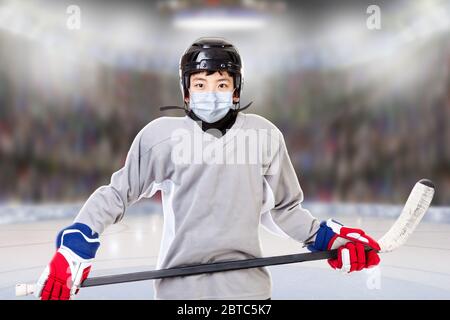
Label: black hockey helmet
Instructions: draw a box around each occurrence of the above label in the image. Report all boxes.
[179,37,243,101]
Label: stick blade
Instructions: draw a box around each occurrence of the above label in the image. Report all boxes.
[378,179,435,253]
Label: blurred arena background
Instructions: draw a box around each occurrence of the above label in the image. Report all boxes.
[2,0,450,300]
[0,0,449,217]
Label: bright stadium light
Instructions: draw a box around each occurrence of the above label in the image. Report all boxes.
[173,10,267,30]
[396,0,450,44]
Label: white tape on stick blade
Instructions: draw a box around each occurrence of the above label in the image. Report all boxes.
[378,179,435,253]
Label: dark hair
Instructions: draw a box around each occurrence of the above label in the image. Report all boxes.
[189,69,234,77]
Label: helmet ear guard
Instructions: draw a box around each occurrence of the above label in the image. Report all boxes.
[181,71,242,101]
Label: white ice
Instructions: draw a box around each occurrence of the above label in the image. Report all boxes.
[1,209,450,299]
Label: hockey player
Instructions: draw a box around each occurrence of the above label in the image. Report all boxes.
[36,37,380,300]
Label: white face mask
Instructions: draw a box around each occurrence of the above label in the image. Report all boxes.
[189,91,234,123]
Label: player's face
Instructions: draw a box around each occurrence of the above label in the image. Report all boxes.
[186,71,239,103]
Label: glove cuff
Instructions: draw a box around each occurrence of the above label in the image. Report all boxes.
[56,223,100,260]
[307,219,342,251]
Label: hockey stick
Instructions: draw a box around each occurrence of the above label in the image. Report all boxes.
[16,179,435,296]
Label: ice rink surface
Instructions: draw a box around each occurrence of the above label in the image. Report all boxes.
[1,208,450,300]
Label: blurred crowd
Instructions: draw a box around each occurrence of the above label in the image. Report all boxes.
[0,32,449,205]
[267,37,450,205]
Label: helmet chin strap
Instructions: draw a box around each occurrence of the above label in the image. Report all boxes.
[159,101,253,113]
[159,94,253,114]
[234,101,253,112]
[159,101,190,115]
[159,105,189,113]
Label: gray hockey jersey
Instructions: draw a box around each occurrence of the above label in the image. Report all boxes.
[74,113,320,299]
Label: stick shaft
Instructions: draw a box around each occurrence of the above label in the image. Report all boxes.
[17,178,434,295]
[82,249,338,287]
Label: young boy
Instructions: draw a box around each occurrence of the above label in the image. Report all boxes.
[36,37,380,300]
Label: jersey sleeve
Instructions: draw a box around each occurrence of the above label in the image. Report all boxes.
[262,130,320,244]
[74,129,159,234]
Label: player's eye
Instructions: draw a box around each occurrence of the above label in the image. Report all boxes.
[193,83,204,88]
[218,83,228,89]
